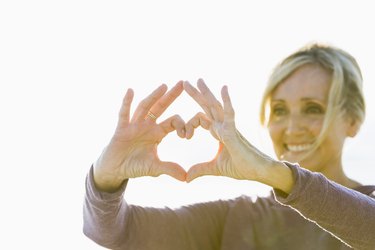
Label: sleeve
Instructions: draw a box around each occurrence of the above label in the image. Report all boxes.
[83,166,230,250]
[273,162,375,250]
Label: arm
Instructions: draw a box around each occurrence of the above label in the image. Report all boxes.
[83,166,128,249]
[84,166,230,249]
[274,162,375,250]
[84,81,231,249]
[83,82,188,247]
[183,79,294,193]
[184,79,375,249]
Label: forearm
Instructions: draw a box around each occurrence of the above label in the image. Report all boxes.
[274,163,375,249]
[83,166,129,249]
[84,165,229,249]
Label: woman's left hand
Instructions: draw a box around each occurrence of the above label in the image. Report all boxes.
[183,79,260,181]
[183,79,293,193]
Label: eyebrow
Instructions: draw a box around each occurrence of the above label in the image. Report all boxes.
[270,98,326,104]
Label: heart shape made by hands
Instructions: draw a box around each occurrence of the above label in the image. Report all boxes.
[158,124,218,172]
[154,90,217,167]
[150,85,236,183]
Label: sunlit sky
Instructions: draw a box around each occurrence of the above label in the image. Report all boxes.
[1,1,374,249]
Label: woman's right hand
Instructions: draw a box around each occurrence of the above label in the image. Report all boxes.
[93,81,188,192]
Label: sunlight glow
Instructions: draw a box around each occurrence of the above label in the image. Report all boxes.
[1,1,374,249]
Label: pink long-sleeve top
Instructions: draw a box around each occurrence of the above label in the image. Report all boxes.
[83,163,375,249]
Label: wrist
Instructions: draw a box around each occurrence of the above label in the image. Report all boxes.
[233,130,294,193]
[258,160,294,194]
[93,161,126,193]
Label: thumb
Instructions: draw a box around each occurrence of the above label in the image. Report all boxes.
[153,161,187,182]
[186,161,219,183]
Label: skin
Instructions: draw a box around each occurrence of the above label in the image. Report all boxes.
[94,79,294,194]
[268,64,360,188]
[94,70,359,194]
[93,81,189,192]
[184,79,294,193]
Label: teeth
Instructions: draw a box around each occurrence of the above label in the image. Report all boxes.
[287,144,313,152]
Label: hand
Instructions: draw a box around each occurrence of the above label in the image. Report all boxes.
[93,81,187,192]
[183,79,290,189]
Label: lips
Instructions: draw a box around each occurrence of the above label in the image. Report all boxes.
[285,143,313,152]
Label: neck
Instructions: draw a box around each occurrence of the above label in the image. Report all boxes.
[320,165,361,189]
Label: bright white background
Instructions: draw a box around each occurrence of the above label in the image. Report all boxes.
[1,1,374,249]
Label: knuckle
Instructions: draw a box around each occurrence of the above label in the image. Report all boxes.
[173,114,182,120]
[138,100,149,109]
[171,114,183,123]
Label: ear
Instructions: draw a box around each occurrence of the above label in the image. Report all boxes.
[346,117,361,138]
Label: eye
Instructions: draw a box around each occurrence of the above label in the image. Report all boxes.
[271,105,288,116]
[305,104,324,114]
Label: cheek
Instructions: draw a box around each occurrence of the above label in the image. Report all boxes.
[267,123,283,147]
[307,118,324,136]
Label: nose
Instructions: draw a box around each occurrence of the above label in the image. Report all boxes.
[285,114,306,136]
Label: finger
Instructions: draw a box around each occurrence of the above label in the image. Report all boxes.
[185,112,211,139]
[210,106,224,123]
[221,85,235,125]
[183,80,213,119]
[132,84,168,122]
[152,161,187,181]
[186,161,218,182]
[197,79,222,106]
[117,88,134,127]
[197,79,224,121]
[149,81,184,118]
[159,114,186,138]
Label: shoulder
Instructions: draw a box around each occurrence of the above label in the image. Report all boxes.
[354,185,375,198]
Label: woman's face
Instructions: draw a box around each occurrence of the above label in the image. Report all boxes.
[268,64,351,172]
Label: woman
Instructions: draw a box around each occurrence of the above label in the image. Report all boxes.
[83,43,375,249]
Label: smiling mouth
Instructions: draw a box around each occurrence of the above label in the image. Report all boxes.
[285,144,313,152]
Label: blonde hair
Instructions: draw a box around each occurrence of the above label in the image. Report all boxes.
[260,43,365,158]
